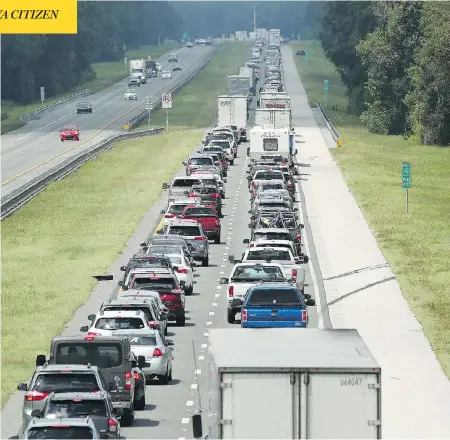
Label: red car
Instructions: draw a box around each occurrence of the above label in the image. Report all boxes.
[180,204,221,244]
[60,124,80,142]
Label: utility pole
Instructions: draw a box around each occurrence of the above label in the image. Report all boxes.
[253,5,256,34]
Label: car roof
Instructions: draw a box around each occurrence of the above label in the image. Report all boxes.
[106,298,156,306]
[36,364,100,372]
[26,417,95,428]
[47,391,107,401]
[52,335,127,344]
[254,228,291,233]
[112,329,159,337]
[95,309,147,318]
[247,282,298,291]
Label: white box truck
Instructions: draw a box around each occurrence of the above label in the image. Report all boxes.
[129,59,147,84]
[239,66,255,95]
[217,95,248,142]
[249,126,291,162]
[191,328,382,439]
[259,92,291,109]
[255,108,291,129]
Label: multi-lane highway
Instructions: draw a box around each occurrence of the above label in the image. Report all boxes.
[1,45,214,196]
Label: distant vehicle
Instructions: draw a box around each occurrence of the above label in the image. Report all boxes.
[124,89,138,100]
[60,124,80,142]
[186,42,193,48]
[76,101,92,114]
[172,64,182,72]
[168,54,177,62]
[156,62,161,71]
[128,77,140,87]
[296,50,306,56]
[161,71,172,80]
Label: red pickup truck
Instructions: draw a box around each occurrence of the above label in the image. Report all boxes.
[180,204,221,244]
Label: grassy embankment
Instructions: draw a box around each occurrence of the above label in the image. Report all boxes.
[0,42,180,135]
[292,40,450,378]
[1,40,250,406]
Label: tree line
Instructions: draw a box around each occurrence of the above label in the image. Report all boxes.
[320,1,450,146]
[1,1,182,105]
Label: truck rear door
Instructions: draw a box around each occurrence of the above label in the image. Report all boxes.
[303,372,381,438]
[220,372,294,439]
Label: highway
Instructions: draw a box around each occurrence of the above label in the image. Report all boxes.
[1,45,330,440]
[1,45,214,197]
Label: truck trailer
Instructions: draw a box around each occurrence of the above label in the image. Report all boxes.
[129,59,147,84]
[259,92,291,109]
[239,67,255,95]
[255,108,291,129]
[227,76,251,101]
[191,328,382,439]
[217,95,248,141]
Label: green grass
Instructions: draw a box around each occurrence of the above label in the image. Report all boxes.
[148,41,251,128]
[1,128,203,406]
[291,40,450,379]
[0,42,180,135]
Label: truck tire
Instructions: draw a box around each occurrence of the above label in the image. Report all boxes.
[176,313,186,326]
[214,233,220,244]
[230,159,234,165]
[120,407,134,427]
[202,257,209,267]
[135,392,146,410]
[227,310,236,324]
[159,367,171,385]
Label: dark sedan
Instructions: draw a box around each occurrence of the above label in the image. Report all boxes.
[76,101,92,114]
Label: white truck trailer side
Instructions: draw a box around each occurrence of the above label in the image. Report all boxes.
[255,108,291,129]
[259,92,291,109]
[191,328,382,439]
[217,95,248,141]
[239,66,255,95]
[129,59,147,84]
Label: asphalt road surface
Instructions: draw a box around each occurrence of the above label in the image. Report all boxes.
[1,45,214,197]
[2,47,330,440]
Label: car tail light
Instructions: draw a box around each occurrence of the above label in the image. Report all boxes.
[84,337,95,341]
[222,161,227,167]
[211,194,219,199]
[149,321,159,328]
[108,418,118,432]
[215,161,220,166]
[292,269,297,277]
[87,332,101,336]
[153,348,163,357]
[251,181,255,188]
[302,310,307,322]
[25,391,48,402]
[187,166,192,171]
[297,234,302,241]
[242,309,248,322]
[165,213,175,218]
[194,236,206,241]
[133,372,140,380]
[177,268,188,274]
[249,243,254,248]
[125,372,132,390]
[228,286,234,298]
[288,184,294,189]
[188,193,196,198]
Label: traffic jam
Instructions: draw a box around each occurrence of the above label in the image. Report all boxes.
[16,36,315,440]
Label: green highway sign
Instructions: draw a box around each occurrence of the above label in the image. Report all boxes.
[304,52,308,60]
[323,80,329,95]
[402,162,411,188]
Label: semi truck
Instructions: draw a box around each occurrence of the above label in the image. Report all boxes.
[259,92,291,109]
[268,28,281,48]
[145,57,157,77]
[191,328,382,439]
[227,75,251,101]
[238,66,255,95]
[217,95,248,141]
[129,59,147,84]
[255,108,291,129]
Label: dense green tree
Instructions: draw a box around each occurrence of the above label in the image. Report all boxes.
[1,2,181,104]
[357,1,423,135]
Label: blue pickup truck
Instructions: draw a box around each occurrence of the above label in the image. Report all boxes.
[232,283,315,328]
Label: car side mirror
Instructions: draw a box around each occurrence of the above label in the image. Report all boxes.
[88,313,96,321]
[160,209,166,214]
[31,409,42,418]
[118,281,125,287]
[306,298,316,306]
[80,326,89,332]
[243,239,249,244]
[228,255,234,263]
[18,383,28,391]
[162,183,168,189]
[248,223,252,228]
[294,149,298,155]
[182,162,187,166]
[192,413,203,439]
[293,208,298,211]
[120,266,127,271]
[219,277,229,284]
[142,246,149,252]
[108,383,116,391]
[138,355,146,368]
[35,354,46,367]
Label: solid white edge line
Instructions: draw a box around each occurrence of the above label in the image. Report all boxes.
[295,181,324,329]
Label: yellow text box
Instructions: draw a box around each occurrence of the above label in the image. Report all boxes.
[0,0,77,34]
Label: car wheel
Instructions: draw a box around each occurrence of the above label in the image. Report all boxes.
[186,284,193,295]
[176,313,186,326]
[230,159,234,165]
[159,367,170,385]
[202,257,209,267]
[168,367,173,382]
[120,408,133,427]
[60,138,64,142]
[135,391,146,410]
[214,234,220,244]
[164,325,168,336]
[227,309,236,324]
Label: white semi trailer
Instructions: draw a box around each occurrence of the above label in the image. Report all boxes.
[255,108,291,129]
[217,95,248,141]
[191,328,382,439]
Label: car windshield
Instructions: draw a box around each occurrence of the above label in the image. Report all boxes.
[104,305,153,321]
[95,317,145,330]
[254,232,292,241]
[261,183,284,191]
[198,178,216,185]
[209,141,229,148]
[33,374,100,394]
[45,399,107,418]
[183,207,216,217]
[247,288,300,306]
[231,266,284,280]
[77,102,90,107]
[27,427,94,439]
[162,71,170,74]
[171,179,200,188]
[63,126,76,131]
[127,335,157,346]
[54,342,123,367]
[254,172,283,180]
[246,249,291,261]
[167,256,182,265]
[190,157,213,165]
[168,204,188,215]
[128,257,169,269]
[131,277,175,291]
[258,201,287,208]
[147,245,181,255]
[168,226,201,237]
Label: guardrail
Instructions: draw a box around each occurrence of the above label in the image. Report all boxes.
[1,128,164,220]
[316,102,342,147]
[19,90,90,122]
[125,47,218,130]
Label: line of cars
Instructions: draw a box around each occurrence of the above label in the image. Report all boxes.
[15,47,256,440]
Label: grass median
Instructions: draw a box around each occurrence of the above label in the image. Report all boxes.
[1,42,180,135]
[148,41,251,128]
[292,40,450,378]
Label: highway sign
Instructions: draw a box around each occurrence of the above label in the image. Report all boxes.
[162,93,172,109]
[304,52,308,60]
[323,80,329,95]
[40,86,45,104]
[402,162,411,188]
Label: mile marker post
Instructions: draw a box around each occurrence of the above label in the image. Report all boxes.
[402,161,411,215]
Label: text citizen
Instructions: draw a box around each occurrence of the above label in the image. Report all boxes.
[0,10,60,20]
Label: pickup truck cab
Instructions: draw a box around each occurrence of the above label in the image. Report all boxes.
[180,204,221,244]
[183,155,215,176]
[229,247,306,292]
[219,262,291,324]
[248,169,285,190]
[162,177,203,202]
[235,283,315,328]
[160,197,202,226]
[191,172,226,198]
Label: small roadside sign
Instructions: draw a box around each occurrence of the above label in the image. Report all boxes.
[402,162,411,188]
[323,80,328,95]
[40,86,45,104]
[162,93,172,109]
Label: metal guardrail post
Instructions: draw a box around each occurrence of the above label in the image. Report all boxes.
[316,102,342,147]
